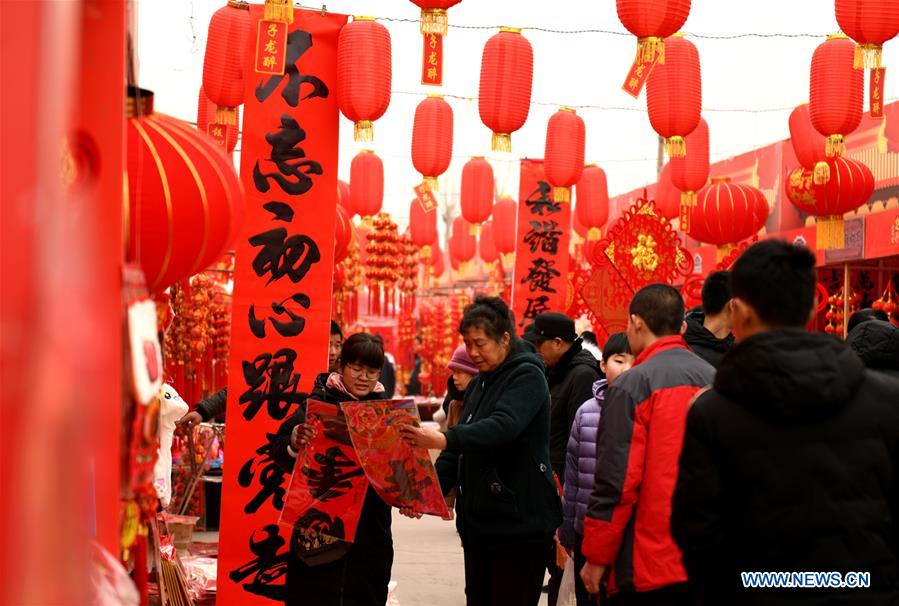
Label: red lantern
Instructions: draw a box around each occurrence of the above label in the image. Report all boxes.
[127,88,244,294]
[789,104,831,184]
[492,196,518,256]
[646,34,701,157]
[337,179,351,209]
[544,108,586,203]
[784,158,874,249]
[334,203,353,264]
[202,1,252,125]
[410,0,461,34]
[450,217,477,264]
[350,151,384,220]
[575,165,609,240]
[409,198,438,250]
[412,95,453,191]
[655,163,681,220]
[616,0,692,63]
[479,28,533,152]
[431,245,446,278]
[479,221,500,265]
[688,178,769,254]
[573,210,588,239]
[836,0,899,68]
[338,17,392,142]
[197,86,239,153]
[461,157,494,233]
[669,117,709,230]
[809,34,864,158]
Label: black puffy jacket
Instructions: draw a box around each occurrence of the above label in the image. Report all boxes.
[847,319,899,380]
[672,330,899,606]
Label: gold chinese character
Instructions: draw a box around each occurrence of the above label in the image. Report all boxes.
[268,23,279,38]
[427,66,438,81]
[428,33,438,49]
[428,51,438,66]
[629,77,639,89]
[212,127,224,138]
[873,88,881,100]
[635,64,645,77]
[265,40,277,54]
[873,102,881,113]
[263,55,277,68]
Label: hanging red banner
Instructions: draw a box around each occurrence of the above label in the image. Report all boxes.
[421,32,444,86]
[414,182,439,213]
[255,20,289,76]
[206,122,230,148]
[621,51,658,99]
[218,7,346,605]
[511,159,572,329]
[870,67,885,118]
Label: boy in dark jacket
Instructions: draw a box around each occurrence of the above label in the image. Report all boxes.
[683,270,735,368]
[672,240,899,606]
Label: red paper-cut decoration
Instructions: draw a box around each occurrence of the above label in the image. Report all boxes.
[337,17,392,142]
[479,27,533,152]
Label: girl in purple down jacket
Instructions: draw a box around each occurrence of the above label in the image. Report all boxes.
[560,332,634,605]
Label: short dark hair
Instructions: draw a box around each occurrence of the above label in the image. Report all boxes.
[339,333,384,369]
[848,308,890,334]
[602,332,631,361]
[330,320,343,338]
[731,239,816,328]
[702,271,733,316]
[460,296,515,342]
[629,283,685,337]
[581,331,598,346]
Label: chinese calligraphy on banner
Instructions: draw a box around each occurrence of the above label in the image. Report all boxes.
[344,399,451,519]
[621,51,658,99]
[511,159,572,328]
[217,7,346,604]
[421,32,443,86]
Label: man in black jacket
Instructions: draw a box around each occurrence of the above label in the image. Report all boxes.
[683,270,735,368]
[846,319,899,380]
[672,240,899,606]
[525,312,599,606]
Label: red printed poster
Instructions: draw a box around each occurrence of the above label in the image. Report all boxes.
[421,32,443,86]
[343,399,451,519]
[255,20,288,76]
[218,7,346,604]
[279,400,369,543]
[511,159,572,328]
[621,51,658,99]
[414,183,439,213]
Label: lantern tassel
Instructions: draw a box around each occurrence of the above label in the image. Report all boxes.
[215,106,237,126]
[423,176,438,192]
[354,120,374,142]
[264,0,294,24]
[716,244,734,263]
[637,36,665,64]
[492,132,512,152]
[420,8,448,36]
[679,191,696,232]
[816,215,845,250]
[666,136,687,158]
[854,43,883,70]
[813,161,831,185]
[825,134,845,158]
[587,227,602,241]
[552,186,571,204]
[469,223,482,238]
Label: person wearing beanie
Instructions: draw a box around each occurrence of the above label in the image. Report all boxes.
[444,345,478,427]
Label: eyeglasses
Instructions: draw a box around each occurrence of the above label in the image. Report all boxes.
[346,364,381,380]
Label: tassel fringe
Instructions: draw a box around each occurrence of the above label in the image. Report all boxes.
[666,136,687,158]
[215,106,237,125]
[553,186,571,203]
[492,132,512,152]
[853,43,883,70]
[420,8,448,36]
[637,36,665,64]
[264,0,294,23]
[825,134,845,158]
[354,120,374,142]
[816,215,845,250]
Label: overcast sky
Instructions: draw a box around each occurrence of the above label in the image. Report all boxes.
[138,0,898,238]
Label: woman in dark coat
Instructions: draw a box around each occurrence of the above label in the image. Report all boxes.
[272,333,415,606]
[400,296,562,606]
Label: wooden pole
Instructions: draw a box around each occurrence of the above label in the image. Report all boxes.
[843,263,850,338]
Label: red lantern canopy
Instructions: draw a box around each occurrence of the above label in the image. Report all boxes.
[836,0,899,69]
[479,221,500,266]
[544,108,586,203]
[201,1,252,126]
[461,157,494,233]
[479,27,534,152]
[616,0,692,64]
[492,196,518,257]
[450,217,477,264]
[688,178,769,255]
[784,158,874,249]
[409,197,439,252]
[809,34,864,158]
[197,86,239,153]
[350,150,384,220]
[789,104,831,184]
[412,95,453,191]
[127,88,244,294]
[646,34,701,157]
[575,165,609,240]
[669,117,709,230]
[654,163,681,220]
[334,203,353,264]
[337,17,392,142]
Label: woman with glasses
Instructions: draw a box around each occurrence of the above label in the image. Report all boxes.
[273,332,416,606]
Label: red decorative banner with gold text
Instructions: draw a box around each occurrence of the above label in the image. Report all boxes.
[217,8,346,604]
[511,159,572,328]
[421,32,444,86]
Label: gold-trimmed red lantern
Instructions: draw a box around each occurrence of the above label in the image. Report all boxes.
[479,27,533,152]
[646,34,701,157]
[545,107,586,203]
[409,197,439,257]
[836,0,899,69]
[337,16,392,142]
[461,157,494,234]
[669,117,709,230]
[654,163,682,221]
[412,95,453,191]
[350,150,384,220]
[197,86,239,153]
[688,178,769,256]
[202,1,252,126]
[334,203,354,264]
[809,34,864,158]
[492,196,518,260]
[127,88,244,294]
[616,0,692,64]
[479,221,500,266]
[789,104,831,184]
[575,165,609,240]
[450,216,477,265]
